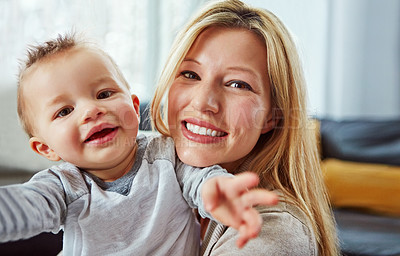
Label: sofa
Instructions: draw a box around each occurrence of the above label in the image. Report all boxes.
[317,118,400,256]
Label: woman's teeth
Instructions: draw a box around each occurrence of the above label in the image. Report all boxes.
[186,122,225,137]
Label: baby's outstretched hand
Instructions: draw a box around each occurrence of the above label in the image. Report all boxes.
[202,172,278,248]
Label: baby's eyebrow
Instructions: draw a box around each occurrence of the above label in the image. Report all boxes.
[46,94,66,108]
[89,76,115,87]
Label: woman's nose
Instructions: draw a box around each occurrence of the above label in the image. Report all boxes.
[192,82,220,113]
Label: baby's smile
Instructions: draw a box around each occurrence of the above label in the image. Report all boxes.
[84,124,119,145]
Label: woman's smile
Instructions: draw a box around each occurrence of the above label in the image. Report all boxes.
[181,119,228,144]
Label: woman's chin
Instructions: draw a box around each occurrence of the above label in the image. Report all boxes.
[176,150,217,168]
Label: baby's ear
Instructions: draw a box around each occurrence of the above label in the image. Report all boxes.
[29,137,61,161]
[131,94,141,123]
[131,94,140,115]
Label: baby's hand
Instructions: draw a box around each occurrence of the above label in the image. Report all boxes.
[202,172,278,248]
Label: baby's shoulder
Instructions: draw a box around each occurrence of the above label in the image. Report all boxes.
[138,133,176,164]
[31,162,88,204]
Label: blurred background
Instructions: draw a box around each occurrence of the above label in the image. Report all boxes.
[1,0,399,117]
[0,0,399,171]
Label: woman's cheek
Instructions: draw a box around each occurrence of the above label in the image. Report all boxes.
[228,102,259,129]
[168,86,186,130]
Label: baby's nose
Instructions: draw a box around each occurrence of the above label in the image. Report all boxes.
[82,104,106,123]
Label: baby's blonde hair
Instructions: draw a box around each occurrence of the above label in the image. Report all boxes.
[151,0,339,255]
[17,32,129,137]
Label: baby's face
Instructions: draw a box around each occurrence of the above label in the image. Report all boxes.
[23,48,140,175]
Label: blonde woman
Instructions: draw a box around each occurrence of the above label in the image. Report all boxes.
[151,0,338,255]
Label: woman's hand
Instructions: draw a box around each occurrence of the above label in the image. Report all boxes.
[201,172,279,248]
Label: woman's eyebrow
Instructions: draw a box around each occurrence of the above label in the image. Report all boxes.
[182,58,200,65]
[227,66,258,79]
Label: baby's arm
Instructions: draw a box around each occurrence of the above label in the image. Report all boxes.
[0,170,66,242]
[201,172,278,248]
[176,159,278,248]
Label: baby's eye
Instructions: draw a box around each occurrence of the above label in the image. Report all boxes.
[56,107,73,118]
[97,90,114,99]
[181,71,200,80]
[226,80,253,91]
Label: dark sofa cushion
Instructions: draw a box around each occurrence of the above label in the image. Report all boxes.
[335,209,400,256]
[0,231,63,256]
[319,119,400,166]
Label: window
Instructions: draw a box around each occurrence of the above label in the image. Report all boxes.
[0,0,205,103]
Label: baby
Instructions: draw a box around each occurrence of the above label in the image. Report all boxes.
[0,33,277,255]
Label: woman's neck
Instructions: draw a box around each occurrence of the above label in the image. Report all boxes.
[220,155,252,174]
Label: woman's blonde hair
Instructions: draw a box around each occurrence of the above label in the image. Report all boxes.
[151,0,338,255]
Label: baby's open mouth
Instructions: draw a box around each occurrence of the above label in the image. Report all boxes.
[85,128,117,143]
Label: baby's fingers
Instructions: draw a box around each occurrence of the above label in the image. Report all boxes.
[236,208,262,248]
[242,189,279,208]
[230,172,260,196]
[201,178,220,211]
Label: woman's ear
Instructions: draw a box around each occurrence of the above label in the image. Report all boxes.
[29,137,61,161]
[261,109,280,134]
[261,117,276,134]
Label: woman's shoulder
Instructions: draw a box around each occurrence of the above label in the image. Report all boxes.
[257,198,313,229]
[207,198,318,256]
[255,199,318,255]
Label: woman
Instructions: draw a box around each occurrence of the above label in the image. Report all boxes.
[151,0,338,255]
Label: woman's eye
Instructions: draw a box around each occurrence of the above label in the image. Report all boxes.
[56,107,73,118]
[181,71,200,80]
[97,90,113,99]
[226,80,253,91]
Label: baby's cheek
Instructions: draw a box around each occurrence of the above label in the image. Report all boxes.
[120,107,139,130]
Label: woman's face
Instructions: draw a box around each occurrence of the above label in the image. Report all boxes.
[168,26,273,171]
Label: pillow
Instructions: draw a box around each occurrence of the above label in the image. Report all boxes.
[319,119,400,166]
[322,158,400,216]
